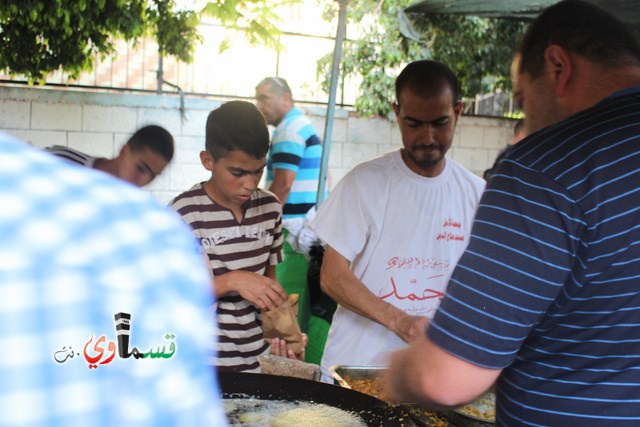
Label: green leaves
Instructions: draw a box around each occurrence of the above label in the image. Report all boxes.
[0,0,298,82]
[317,0,526,116]
[200,0,298,51]
[149,0,201,61]
[0,0,200,82]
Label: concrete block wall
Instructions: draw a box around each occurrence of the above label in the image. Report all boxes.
[0,86,515,205]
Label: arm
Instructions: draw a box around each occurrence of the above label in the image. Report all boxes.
[203,252,285,310]
[213,270,287,311]
[321,246,429,343]
[268,168,297,204]
[386,333,501,408]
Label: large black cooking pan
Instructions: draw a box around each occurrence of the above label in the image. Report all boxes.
[218,372,408,426]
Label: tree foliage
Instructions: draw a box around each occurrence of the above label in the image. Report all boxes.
[1,0,524,110]
[0,0,297,83]
[318,0,526,116]
[0,0,201,82]
[200,0,298,53]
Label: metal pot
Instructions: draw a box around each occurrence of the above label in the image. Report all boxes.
[218,372,408,426]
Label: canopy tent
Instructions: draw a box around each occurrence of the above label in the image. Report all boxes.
[406,0,554,19]
[404,0,640,31]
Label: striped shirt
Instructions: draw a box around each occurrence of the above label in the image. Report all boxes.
[266,107,322,219]
[44,145,98,167]
[429,87,640,426]
[170,183,284,372]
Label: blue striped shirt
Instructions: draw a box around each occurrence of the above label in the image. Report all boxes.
[429,87,640,426]
[266,107,322,219]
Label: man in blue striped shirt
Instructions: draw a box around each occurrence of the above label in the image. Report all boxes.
[255,77,324,333]
[387,1,640,426]
[255,77,322,219]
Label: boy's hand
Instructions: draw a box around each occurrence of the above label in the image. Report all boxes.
[229,270,287,310]
[270,334,308,361]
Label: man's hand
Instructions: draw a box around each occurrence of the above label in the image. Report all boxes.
[391,311,430,343]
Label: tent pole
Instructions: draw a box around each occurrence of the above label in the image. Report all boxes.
[316,0,348,208]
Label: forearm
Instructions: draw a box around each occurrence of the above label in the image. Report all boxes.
[211,271,237,298]
[321,247,407,334]
[269,168,296,204]
[322,270,395,325]
[268,182,291,205]
[211,269,287,311]
[388,334,500,408]
[388,336,450,408]
[212,270,271,297]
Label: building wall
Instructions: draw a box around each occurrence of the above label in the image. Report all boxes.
[0,86,515,205]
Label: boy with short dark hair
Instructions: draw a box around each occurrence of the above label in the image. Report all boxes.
[46,124,174,187]
[170,101,300,372]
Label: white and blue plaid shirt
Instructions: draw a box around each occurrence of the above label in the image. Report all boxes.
[0,133,227,426]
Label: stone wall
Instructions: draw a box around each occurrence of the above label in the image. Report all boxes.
[0,86,516,204]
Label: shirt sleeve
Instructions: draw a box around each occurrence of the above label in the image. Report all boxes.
[428,159,584,368]
[310,165,375,262]
[271,128,305,172]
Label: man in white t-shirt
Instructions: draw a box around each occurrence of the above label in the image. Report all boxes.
[310,60,485,381]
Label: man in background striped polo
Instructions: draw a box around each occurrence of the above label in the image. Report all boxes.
[255,77,323,334]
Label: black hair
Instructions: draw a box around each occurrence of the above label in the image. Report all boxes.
[205,101,270,160]
[127,125,174,162]
[518,0,640,79]
[395,60,461,105]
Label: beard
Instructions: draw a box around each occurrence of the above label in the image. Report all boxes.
[404,144,445,169]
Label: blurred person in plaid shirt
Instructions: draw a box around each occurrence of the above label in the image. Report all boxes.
[0,132,227,427]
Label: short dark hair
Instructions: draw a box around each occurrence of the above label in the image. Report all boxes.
[205,101,270,160]
[395,60,461,105]
[255,76,292,97]
[518,0,640,79]
[127,125,174,162]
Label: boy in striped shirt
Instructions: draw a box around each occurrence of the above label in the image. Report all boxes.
[170,101,304,372]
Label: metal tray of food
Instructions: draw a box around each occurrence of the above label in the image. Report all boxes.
[330,365,450,427]
[331,366,387,396]
[330,365,495,427]
[446,387,496,426]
